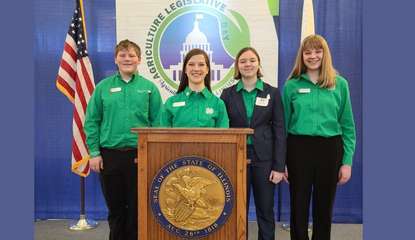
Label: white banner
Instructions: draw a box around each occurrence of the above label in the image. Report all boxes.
[116,0,279,102]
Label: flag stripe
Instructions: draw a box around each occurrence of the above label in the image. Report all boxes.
[57,76,75,103]
[56,37,78,100]
[62,45,77,72]
[58,60,76,86]
[81,59,95,94]
[72,107,84,159]
[64,39,77,62]
[57,0,95,177]
[77,59,93,111]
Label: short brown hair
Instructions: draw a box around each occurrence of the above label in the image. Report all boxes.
[114,39,141,58]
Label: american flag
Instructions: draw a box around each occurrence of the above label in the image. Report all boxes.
[56,0,95,177]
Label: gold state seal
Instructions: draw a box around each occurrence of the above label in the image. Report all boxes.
[150,156,234,239]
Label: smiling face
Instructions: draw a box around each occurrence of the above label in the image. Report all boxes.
[233,47,263,80]
[302,47,323,71]
[185,54,209,89]
[114,47,141,78]
[237,50,260,81]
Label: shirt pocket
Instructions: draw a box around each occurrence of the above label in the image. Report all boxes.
[132,90,150,112]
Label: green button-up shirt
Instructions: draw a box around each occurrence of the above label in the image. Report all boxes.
[84,71,163,158]
[236,78,264,145]
[282,73,356,165]
[160,86,229,128]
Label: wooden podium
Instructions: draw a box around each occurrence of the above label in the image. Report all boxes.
[131,127,253,240]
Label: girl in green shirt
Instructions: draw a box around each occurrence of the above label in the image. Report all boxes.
[160,48,229,128]
[281,35,356,240]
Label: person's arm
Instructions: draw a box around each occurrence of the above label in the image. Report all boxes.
[281,82,293,133]
[216,99,229,128]
[271,88,286,172]
[160,99,173,127]
[338,78,356,166]
[269,170,284,184]
[149,85,163,127]
[84,87,103,158]
[283,165,289,184]
[89,156,103,173]
[337,164,351,185]
[337,78,355,184]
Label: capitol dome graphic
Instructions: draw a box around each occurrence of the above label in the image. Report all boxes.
[164,13,231,85]
[185,15,208,43]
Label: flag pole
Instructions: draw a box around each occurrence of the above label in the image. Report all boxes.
[69,176,98,230]
[58,0,98,230]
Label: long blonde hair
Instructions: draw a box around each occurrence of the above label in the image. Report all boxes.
[286,35,338,88]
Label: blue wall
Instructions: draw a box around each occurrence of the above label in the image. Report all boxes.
[35,0,362,223]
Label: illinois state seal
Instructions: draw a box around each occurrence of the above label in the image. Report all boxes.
[150,156,234,239]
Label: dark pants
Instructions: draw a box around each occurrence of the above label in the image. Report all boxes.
[286,135,343,240]
[100,148,138,240]
[247,145,276,240]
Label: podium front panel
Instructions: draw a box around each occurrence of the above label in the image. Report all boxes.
[131,128,253,240]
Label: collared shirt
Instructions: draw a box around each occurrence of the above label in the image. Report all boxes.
[84,71,163,158]
[160,86,229,128]
[282,73,356,165]
[236,78,264,145]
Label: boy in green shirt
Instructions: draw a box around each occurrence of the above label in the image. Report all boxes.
[84,39,162,240]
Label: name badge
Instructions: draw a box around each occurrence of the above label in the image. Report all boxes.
[172,101,185,107]
[298,88,310,93]
[255,96,269,106]
[110,87,121,92]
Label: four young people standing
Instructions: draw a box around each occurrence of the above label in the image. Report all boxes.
[85,34,356,240]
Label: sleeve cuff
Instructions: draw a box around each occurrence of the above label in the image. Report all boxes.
[342,154,353,165]
[89,150,101,158]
